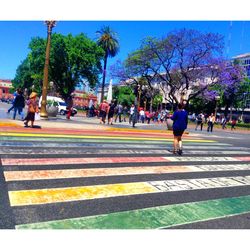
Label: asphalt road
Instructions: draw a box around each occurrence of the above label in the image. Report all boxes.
[0,101,250,229]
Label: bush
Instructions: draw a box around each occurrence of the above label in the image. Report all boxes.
[47,100,58,107]
[235,123,250,129]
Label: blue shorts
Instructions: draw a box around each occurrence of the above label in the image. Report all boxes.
[173,130,184,136]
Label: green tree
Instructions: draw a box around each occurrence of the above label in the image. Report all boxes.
[96,26,119,103]
[152,94,163,111]
[12,58,35,92]
[116,85,135,107]
[13,33,104,101]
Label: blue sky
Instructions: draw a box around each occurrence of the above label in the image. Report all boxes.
[0,20,249,81]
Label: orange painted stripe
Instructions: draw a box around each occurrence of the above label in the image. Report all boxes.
[1,156,169,166]
[4,165,190,181]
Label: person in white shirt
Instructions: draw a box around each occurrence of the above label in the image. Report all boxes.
[139,109,145,123]
[129,104,135,123]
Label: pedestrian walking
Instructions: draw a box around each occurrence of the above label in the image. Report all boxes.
[145,110,152,124]
[129,104,135,124]
[99,100,109,124]
[13,89,25,120]
[169,103,188,155]
[231,118,237,130]
[108,100,115,125]
[115,103,123,123]
[88,104,95,117]
[139,109,145,123]
[66,93,74,120]
[207,113,215,132]
[123,106,128,122]
[221,116,227,129]
[7,89,18,113]
[23,92,39,128]
[131,106,138,128]
[195,112,204,131]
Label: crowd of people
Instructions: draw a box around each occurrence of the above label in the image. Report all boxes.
[86,100,240,132]
[193,112,239,132]
[87,100,176,126]
[6,89,240,133]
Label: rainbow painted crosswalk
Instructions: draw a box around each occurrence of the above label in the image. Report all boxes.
[0,125,250,229]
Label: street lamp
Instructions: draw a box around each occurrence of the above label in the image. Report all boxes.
[40,20,56,118]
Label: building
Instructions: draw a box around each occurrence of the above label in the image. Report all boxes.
[232,53,250,78]
[232,53,250,109]
[0,79,14,100]
[96,86,109,104]
[73,90,97,107]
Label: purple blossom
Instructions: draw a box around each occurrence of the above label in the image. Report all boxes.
[203,90,218,101]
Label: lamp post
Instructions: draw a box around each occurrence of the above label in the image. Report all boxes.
[40,20,56,118]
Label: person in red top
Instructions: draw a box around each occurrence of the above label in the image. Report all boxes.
[66,93,74,120]
[99,100,109,124]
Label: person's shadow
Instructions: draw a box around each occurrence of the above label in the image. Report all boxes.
[24,125,41,129]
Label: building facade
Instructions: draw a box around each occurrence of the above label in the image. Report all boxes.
[0,80,97,107]
[0,79,13,100]
[73,90,97,107]
[233,53,250,78]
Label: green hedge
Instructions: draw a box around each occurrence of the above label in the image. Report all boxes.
[235,123,250,129]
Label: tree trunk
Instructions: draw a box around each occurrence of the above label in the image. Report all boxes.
[150,98,153,113]
[224,105,229,119]
[229,105,233,121]
[100,53,108,103]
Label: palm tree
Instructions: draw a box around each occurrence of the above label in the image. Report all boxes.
[96,26,119,102]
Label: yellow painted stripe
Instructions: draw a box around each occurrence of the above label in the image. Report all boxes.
[107,127,181,134]
[0,132,215,142]
[9,182,156,206]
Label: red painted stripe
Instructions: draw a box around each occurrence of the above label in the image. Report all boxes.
[236,156,250,161]
[1,156,169,166]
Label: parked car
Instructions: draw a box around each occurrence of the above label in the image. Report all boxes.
[39,96,77,116]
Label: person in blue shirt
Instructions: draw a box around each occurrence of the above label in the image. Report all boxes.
[170,103,188,155]
[12,89,25,120]
[7,90,18,113]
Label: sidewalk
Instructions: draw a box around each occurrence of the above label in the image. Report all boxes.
[0,113,173,133]
[0,106,249,134]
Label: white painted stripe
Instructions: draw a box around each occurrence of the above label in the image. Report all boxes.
[148,175,250,192]
[183,146,248,150]
[0,149,249,155]
[4,164,250,182]
[185,151,250,155]
[188,164,250,172]
[164,156,241,162]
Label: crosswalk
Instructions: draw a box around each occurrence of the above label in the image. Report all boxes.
[0,126,250,229]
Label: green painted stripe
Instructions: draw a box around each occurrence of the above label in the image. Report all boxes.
[0,136,220,145]
[16,195,250,229]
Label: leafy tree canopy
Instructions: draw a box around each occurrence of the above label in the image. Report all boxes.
[13,33,105,100]
[111,29,245,114]
[113,85,134,107]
